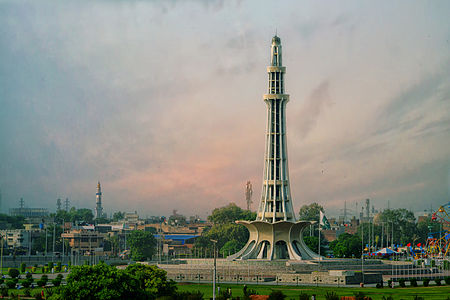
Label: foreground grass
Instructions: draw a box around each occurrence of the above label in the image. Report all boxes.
[178,283,450,299]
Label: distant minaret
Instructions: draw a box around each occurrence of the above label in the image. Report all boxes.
[95,182,103,219]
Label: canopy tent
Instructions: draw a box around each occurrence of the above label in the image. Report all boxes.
[375,248,398,255]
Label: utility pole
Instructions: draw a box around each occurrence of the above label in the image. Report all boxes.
[245,181,253,211]
[211,239,218,300]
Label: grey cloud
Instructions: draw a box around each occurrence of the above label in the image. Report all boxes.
[295,80,333,139]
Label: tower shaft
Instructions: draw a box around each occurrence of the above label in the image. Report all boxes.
[257,36,294,223]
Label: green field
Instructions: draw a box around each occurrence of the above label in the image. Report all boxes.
[178,283,450,299]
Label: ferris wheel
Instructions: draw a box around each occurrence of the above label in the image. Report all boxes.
[426,202,450,257]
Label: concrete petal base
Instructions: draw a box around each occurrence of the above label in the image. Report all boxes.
[227,220,321,261]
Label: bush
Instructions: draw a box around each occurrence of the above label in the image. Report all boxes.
[324,291,339,300]
[376,283,383,288]
[435,278,441,286]
[48,262,54,270]
[26,271,33,279]
[24,288,32,297]
[176,290,204,300]
[399,278,406,287]
[32,266,37,273]
[8,268,20,278]
[0,287,8,297]
[6,279,17,289]
[20,263,26,273]
[22,279,33,288]
[0,278,4,285]
[33,290,44,300]
[410,278,418,287]
[56,261,62,272]
[268,290,286,300]
[353,291,366,300]
[52,278,62,287]
[423,278,430,287]
[387,279,393,288]
[445,277,450,285]
[37,279,46,287]
[298,292,309,300]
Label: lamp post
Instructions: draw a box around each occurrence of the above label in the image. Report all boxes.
[210,239,218,300]
[0,235,3,275]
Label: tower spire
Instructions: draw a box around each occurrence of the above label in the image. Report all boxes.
[258,35,293,223]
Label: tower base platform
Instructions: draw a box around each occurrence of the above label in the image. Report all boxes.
[227,220,321,261]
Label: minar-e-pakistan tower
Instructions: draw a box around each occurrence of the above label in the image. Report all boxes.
[229,36,320,260]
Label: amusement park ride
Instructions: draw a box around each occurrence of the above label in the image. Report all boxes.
[425,202,450,257]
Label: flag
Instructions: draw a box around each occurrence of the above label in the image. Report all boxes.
[319,211,331,229]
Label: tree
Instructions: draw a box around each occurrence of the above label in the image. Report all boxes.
[376,209,416,245]
[126,230,156,261]
[125,264,176,297]
[53,208,94,224]
[298,203,324,222]
[303,236,327,255]
[220,240,240,257]
[112,212,125,222]
[0,214,25,230]
[329,233,362,258]
[53,263,145,300]
[208,203,256,224]
[194,223,250,257]
[416,216,441,244]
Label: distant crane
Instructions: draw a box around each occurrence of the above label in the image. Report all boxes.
[245,181,253,211]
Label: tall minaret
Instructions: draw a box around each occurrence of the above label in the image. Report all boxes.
[257,35,295,223]
[229,36,320,261]
[95,181,103,219]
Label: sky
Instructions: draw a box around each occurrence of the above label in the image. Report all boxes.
[0,0,449,219]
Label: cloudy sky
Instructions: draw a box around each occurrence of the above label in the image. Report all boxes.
[1,0,449,218]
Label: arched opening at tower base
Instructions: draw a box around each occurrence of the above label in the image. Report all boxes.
[274,241,288,259]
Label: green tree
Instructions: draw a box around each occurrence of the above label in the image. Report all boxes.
[125,264,176,297]
[194,223,249,257]
[112,212,125,222]
[220,240,240,257]
[298,203,324,222]
[127,231,157,261]
[53,263,145,300]
[376,209,416,245]
[303,236,327,255]
[0,214,25,229]
[329,233,362,258]
[208,203,255,224]
[416,216,441,244]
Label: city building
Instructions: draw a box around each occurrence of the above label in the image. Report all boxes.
[62,229,105,256]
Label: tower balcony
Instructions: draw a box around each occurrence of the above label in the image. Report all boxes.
[263,180,289,185]
[263,94,289,101]
[267,66,286,73]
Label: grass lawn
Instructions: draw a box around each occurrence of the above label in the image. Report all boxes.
[177,283,450,299]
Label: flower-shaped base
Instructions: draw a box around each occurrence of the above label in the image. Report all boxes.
[227,220,321,260]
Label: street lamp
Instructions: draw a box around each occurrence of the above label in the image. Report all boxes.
[210,239,218,300]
